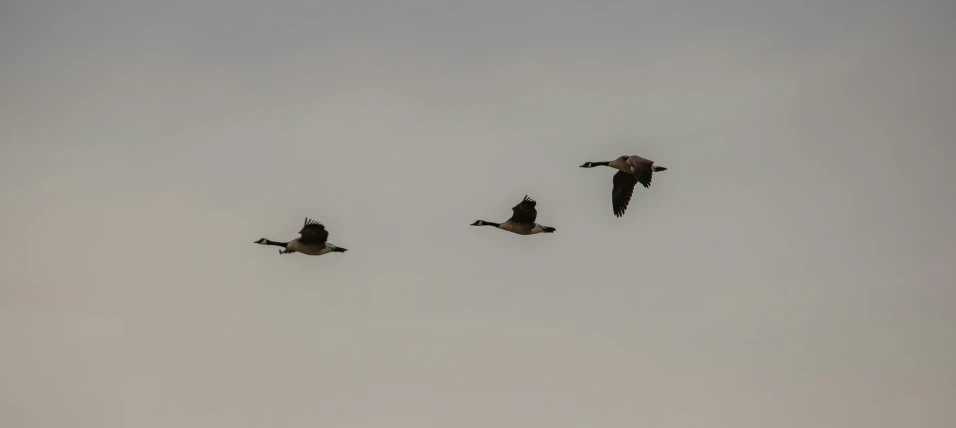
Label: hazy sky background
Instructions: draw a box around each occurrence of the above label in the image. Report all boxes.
[2,1,955,427]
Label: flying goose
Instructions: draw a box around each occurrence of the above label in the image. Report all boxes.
[254,217,348,255]
[470,195,557,235]
[580,155,667,217]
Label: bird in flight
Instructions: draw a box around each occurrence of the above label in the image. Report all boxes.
[580,155,668,217]
[470,195,557,235]
[254,217,348,256]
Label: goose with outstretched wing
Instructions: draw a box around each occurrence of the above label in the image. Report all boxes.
[580,155,668,217]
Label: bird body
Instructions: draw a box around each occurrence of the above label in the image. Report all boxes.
[283,238,345,255]
[498,220,554,235]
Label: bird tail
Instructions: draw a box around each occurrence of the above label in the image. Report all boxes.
[653,166,667,172]
[542,226,556,233]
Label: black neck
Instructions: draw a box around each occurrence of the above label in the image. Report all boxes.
[477,221,501,227]
[262,239,288,248]
[591,161,610,166]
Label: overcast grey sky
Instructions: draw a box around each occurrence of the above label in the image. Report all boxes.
[2,1,955,427]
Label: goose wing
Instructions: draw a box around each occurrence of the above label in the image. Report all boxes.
[509,195,538,223]
[612,171,638,217]
[627,156,655,188]
[298,217,329,244]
